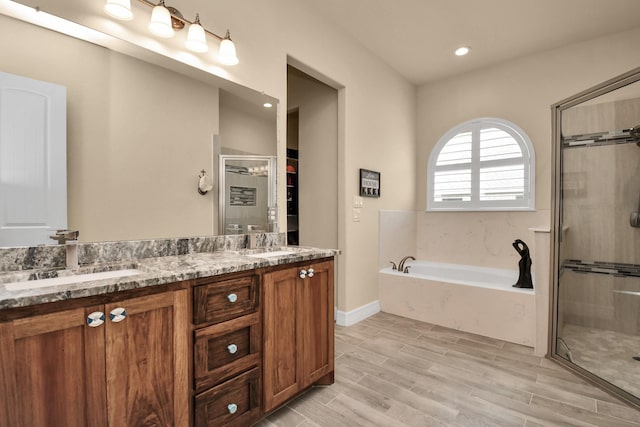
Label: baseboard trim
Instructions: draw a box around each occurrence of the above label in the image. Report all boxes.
[335,300,380,326]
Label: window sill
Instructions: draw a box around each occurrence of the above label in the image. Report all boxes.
[425,207,537,213]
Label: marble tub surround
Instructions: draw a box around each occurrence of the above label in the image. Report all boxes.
[0,245,338,311]
[378,210,417,269]
[0,233,286,272]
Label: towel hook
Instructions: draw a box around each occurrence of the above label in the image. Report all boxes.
[198,169,214,195]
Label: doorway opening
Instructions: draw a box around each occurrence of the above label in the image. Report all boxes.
[286,65,339,250]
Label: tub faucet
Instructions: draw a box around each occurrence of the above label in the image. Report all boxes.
[389,261,398,270]
[398,256,415,272]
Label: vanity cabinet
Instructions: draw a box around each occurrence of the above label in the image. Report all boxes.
[0,255,336,427]
[0,289,189,427]
[262,259,335,412]
[192,273,262,427]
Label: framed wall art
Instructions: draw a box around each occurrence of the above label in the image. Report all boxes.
[359,168,380,198]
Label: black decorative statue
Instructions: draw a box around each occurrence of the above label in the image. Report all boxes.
[512,239,533,289]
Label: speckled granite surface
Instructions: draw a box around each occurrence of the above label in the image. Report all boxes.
[0,233,286,272]
[0,235,338,311]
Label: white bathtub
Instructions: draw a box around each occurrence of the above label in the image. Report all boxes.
[379,261,535,346]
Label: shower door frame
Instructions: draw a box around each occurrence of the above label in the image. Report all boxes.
[550,66,640,409]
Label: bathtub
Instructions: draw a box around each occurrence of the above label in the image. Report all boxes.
[378,261,535,346]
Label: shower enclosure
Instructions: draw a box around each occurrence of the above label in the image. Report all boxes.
[552,67,640,407]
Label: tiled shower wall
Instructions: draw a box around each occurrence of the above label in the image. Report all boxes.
[559,97,640,335]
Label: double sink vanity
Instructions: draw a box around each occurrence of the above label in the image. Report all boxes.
[0,236,337,427]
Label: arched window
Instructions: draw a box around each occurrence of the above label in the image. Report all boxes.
[427,118,535,211]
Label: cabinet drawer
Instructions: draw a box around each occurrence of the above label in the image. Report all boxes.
[194,367,261,427]
[193,275,259,325]
[194,312,261,393]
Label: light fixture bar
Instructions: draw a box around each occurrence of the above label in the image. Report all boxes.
[137,0,225,40]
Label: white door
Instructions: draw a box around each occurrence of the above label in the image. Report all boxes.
[0,71,67,246]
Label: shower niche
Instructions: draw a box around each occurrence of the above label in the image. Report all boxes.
[551,67,640,407]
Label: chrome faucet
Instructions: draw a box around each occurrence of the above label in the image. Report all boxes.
[398,256,415,273]
[50,230,80,269]
[247,232,260,249]
[50,229,80,244]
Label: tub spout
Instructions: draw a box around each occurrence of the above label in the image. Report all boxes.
[398,256,415,272]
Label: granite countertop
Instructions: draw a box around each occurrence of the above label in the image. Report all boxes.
[0,246,338,310]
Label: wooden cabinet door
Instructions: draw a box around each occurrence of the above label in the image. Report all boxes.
[263,267,300,411]
[105,290,189,427]
[299,260,334,388]
[0,306,107,427]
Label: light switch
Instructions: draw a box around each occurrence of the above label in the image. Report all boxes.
[353,196,364,208]
[352,208,361,222]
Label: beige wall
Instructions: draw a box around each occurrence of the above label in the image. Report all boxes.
[0,15,220,243]
[219,100,277,157]
[416,27,640,271]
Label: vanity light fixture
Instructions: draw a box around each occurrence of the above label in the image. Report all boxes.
[103,0,239,64]
[104,0,133,20]
[218,30,239,65]
[455,46,471,56]
[263,102,273,108]
[148,0,174,38]
[185,14,208,53]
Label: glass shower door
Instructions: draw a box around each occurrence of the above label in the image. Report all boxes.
[553,69,640,404]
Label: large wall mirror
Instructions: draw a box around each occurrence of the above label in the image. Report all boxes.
[0,1,277,247]
[552,68,640,406]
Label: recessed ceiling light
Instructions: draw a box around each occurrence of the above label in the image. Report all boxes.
[263,102,273,108]
[455,46,471,56]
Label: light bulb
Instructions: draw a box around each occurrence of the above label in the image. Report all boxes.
[185,14,208,53]
[104,0,133,20]
[218,30,239,65]
[455,46,471,56]
[148,1,174,38]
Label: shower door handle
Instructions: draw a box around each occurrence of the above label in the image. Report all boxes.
[632,185,640,228]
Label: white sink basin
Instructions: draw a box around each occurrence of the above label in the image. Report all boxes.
[244,250,297,258]
[4,269,143,291]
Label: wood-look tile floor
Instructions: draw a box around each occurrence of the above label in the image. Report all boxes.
[253,312,640,427]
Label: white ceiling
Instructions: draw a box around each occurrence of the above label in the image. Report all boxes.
[301,0,640,85]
